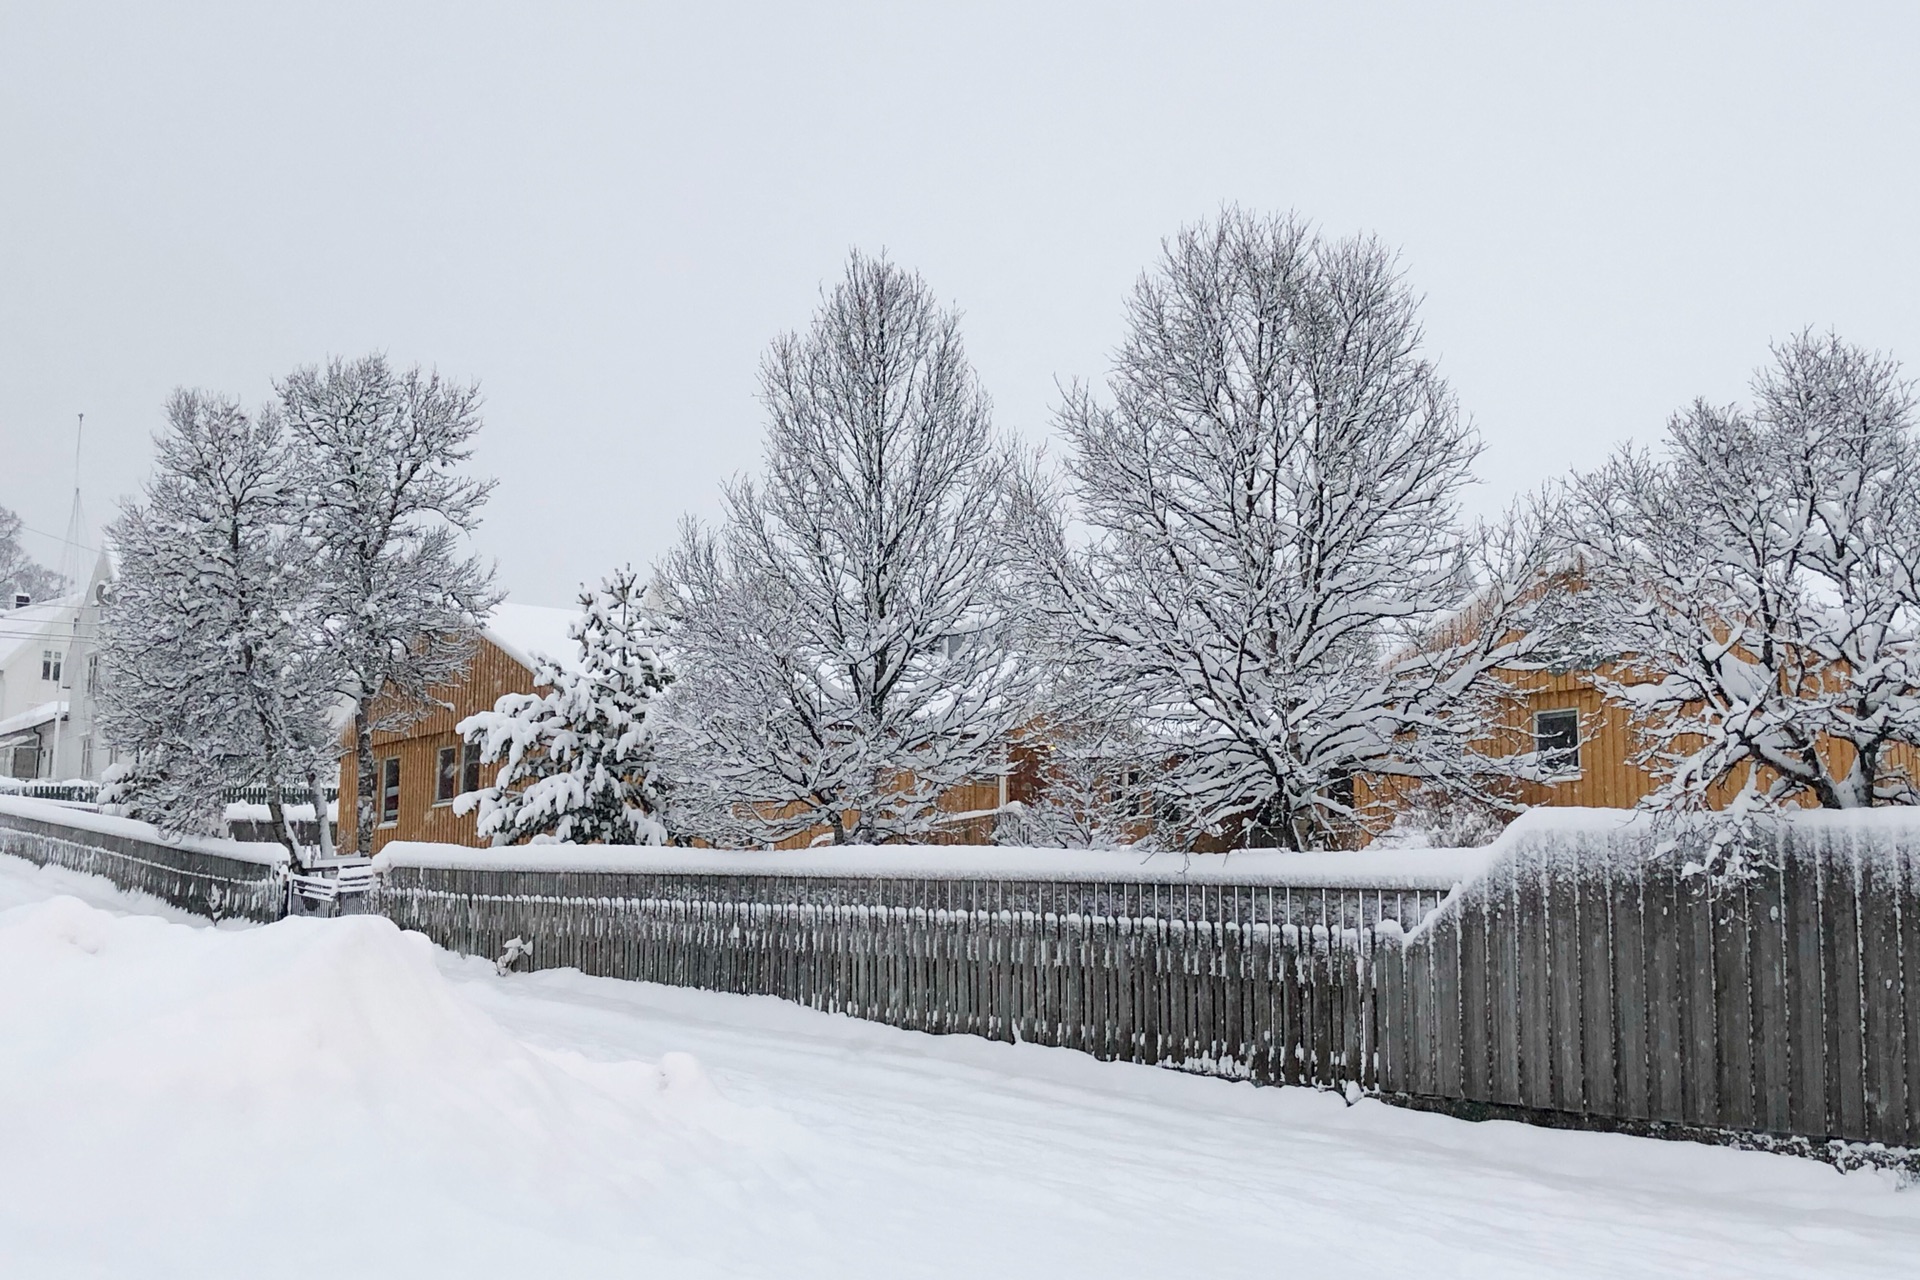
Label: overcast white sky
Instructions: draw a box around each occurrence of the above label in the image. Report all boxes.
[3,3,1916,605]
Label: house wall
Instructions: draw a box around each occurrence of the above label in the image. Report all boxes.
[335,636,535,854]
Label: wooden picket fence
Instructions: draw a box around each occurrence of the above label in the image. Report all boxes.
[1375,819,1920,1148]
[0,805,287,922]
[7,797,1915,1151]
[375,866,1448,1087]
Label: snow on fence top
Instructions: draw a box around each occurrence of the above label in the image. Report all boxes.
[0,795,289,866]
[370,814,1655,889]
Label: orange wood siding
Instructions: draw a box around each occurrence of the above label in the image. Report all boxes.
[335,636,539,853]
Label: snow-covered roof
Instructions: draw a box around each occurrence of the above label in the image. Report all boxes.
[0,700,65,738]
[0,594,82,667]
[484,602,581,675]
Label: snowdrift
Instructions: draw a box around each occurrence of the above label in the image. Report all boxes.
[0,896,780,1277]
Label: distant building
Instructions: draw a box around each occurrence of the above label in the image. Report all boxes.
[0,548,114,781]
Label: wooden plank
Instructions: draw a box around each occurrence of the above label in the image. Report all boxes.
[1578,844,1617,1118]
[1821,839,1868,1142]
[1405,928,1428,1095]
[1375,935,1403,1094]
[1784,839,1828,1137]
[1460,880,1492,1103]
[1548,861,1584,1114]
[1750,861,1792,1135]
[1433,912,1463,1101]
[1859,837,1908,1146]
[1644,860,1685,1124]
[1489,859,1523,1107]
[1611,858,1649,1121]
[1516,853,1554,1111]
[1714,872,1755,1133]
[1905,840,1920,1147]
[1680,868,1719,1127]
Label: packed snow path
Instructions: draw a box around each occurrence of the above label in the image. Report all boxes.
[1,855,1914,1278]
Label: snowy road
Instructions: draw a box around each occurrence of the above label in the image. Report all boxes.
[2,854,1914,1278]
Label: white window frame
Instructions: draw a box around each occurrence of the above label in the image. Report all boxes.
[1533,708,1582,779]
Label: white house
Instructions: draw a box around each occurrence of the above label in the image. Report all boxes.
[0,548,115,781]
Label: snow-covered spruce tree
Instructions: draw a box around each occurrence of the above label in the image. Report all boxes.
[98,390,333,847]
[1565,333,1920,863]
[0,507,65,603]
[455,567,673,844]
[279,356,498,854]
[1019,209,1546,851]
[658,253,1031,846]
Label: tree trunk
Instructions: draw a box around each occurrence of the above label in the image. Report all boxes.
[355,705,376,854]
[266,792,300,861]
[308,768,336,859]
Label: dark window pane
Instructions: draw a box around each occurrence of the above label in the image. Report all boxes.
[1534,709,1580,774]
[461,741,483,795]
[436,747,457,803]
[380,757,402,824]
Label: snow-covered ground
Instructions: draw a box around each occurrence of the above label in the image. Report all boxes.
[1,853,1914,1278]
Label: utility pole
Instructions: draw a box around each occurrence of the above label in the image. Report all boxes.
[48,414,84,780]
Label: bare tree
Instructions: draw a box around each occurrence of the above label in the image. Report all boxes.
[280,355,498,854]
[0,507,65,603]
[1020,209,1546,850]
[98,391,332,847]
[659,253,1031,846]
[1567,333,1920,867]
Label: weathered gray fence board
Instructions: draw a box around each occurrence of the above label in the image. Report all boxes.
[1785,844,1828,1137]
[374,865,1406,1093]
[1579,847,1617,1117]
[1821,849,1868,1140]
[1548,867,1583,1113]
[0,810,283,922]
[1377,824,1920,1148]
[1715,874,1755,1134]
[1860,848,1906,1145]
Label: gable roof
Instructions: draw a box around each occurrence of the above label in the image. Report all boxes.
[0,594,83,669]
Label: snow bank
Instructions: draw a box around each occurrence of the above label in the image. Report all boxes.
[374,808,1671,889]
[376,837,1506,889]
[0,794,286,865]
[0,892,780,1276]
[221,800,337,823]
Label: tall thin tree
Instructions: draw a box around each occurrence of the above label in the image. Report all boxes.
[98,391,332,846]
[660,253,1031,845]
[280,356,498,854]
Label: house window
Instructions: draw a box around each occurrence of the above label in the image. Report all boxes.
[86,654,99,694]
[461,741,483,796]
[435,746,459,804]
[379,756,402,826]
[42,650,61,683]
[1534,709,1581,776]
[80,736,93,777]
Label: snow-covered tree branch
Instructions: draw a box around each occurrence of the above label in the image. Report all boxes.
[279,355,499,854]
[98,391,333,847]
[1016,209,1548,850]
[456,567,673,845]
[0,507,65,604]
[1566,332,1920,856]
[658,253,1032,846]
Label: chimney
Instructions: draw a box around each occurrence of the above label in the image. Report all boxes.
[11,593,28,610]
